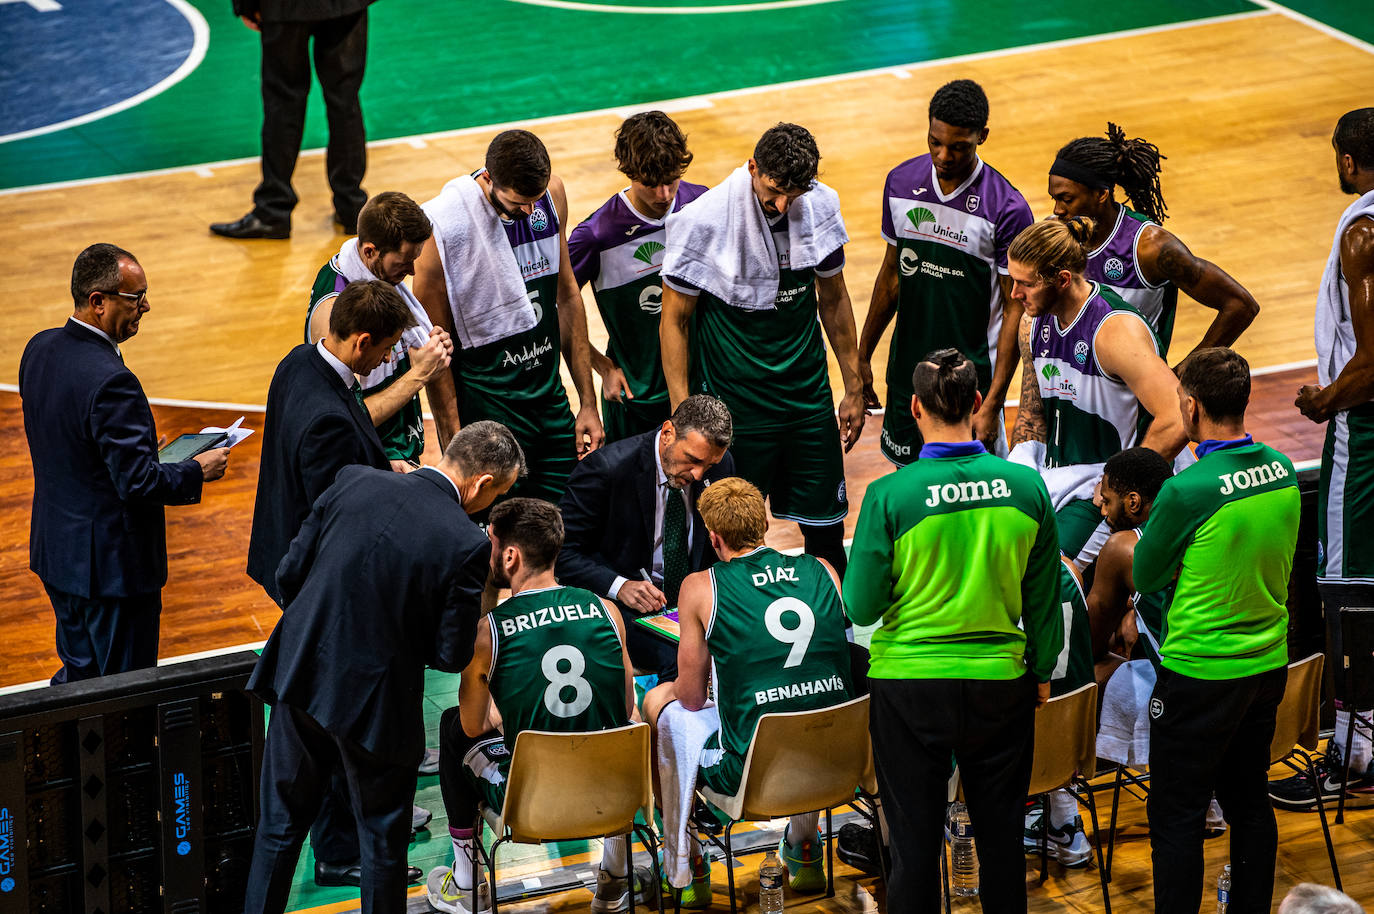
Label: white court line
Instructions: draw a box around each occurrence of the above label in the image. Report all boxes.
[0,639,268,698]
[0,8,1274,196]
[1247,0,1374,54]
[0,0,211,145]
[508,0,842,12]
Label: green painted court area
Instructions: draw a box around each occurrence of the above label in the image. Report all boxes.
[0,0,1273,190]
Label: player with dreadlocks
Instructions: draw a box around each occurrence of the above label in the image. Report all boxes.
[1048,124,1259,358]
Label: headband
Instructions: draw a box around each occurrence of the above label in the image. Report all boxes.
[1049,158,1113,190]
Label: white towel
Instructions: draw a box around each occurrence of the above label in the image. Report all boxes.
[1316,189,1374,386]
[1096,659,1157,767]
[334,238,433,390]
[662,164,848,311]
[421,174,537,349]
[1008,442,1102,511]
[656,702,719,889]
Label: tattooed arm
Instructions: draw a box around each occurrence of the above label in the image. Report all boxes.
[1010,312,1047,447]
[1138,225,1259,355]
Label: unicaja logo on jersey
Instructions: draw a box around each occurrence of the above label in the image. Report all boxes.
[906,207,935,230]
[1104,257,1126,281]
[1041,364,1061,381]
[632,241,664,266]
[528,207,549,232]
[898,248,919,277]
[905,206,969,245]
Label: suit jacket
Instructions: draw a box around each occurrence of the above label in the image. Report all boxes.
[19,323,203,598]
[247,343,388,605]
[249,465,490,765]
[556,428,734,598]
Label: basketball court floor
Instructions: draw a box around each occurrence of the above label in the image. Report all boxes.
[3,0,1374,910]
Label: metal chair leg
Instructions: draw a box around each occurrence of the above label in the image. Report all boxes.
[1338,712,1357,824]
[1308,757,1343,891]
[825,807,835,898]
[635,824,667,914]
[940,826,952,914]
[1081,779,1112,914]
[487,835,508,914]
[723,821,738,914]
[1038,794,1049,885]
[1106,764,1124,881]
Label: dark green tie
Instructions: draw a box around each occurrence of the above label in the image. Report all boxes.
[350,379,366,410]
[663,485,688,606]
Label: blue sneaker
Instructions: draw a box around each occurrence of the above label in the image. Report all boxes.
[661,851,711,909]
[780,827,826,893]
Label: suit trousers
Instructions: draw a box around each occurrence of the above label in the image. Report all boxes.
[869,675,1036,914]
[1148,665,1286,914]
[252,10,368,226]
[244,703,416,914]
[43,583,160,684]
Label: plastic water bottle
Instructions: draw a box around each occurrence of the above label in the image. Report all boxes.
[948,801,978,897]
[1216,863,1231,913]
[759,849,785,912]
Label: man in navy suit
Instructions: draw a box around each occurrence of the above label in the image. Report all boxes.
[243,421,523,914]
[557,395,734,677]
[247,278,436,607]
[19,243,230,684]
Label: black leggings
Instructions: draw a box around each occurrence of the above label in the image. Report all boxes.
[437,706,496,830]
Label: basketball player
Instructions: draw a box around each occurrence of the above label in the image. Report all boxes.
[642,478,854,906]
[1048,124,1259,358]
[859,78,1034,461]
[660,123,865,574]
[426,499,649,914]
[415,130,604,505]
[1008,217,1187,564]
[568,112,707,443]
[1276,107,1374,807]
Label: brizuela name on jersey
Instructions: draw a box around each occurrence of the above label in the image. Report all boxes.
[498,599,606,637]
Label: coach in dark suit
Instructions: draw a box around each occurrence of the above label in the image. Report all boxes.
[211,0,372,239]
[557,395,733,677]
[243,421,523,914]
[19,244,230,684]
[247,279,429,607]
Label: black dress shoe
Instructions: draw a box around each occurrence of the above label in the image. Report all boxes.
[210,212,290,239]
[313,860,423,887]
[836,822,889,878]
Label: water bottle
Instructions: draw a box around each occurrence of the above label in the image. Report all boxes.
[1216,863,1231,913]
[759,849,785,912]
[948,801,979,897]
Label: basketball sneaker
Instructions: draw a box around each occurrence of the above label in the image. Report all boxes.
[780,826,826,893]
[1269,742,1374,811]
[426,865,490,914]
[591,865,657,913]
[662,851,712,909]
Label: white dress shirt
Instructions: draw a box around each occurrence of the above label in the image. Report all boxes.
[608,438,693,601]
[68,317,121,358]
[316,339,357,389]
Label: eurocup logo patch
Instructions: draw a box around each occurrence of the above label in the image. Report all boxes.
[529,207,549,232]
[1149,697,1164,720]
[965,194,980,213]
[1104,257,1126,282]
[1074,340,1090,365]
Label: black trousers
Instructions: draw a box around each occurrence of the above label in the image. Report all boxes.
[252,10,368,226]
[43,583,160,684]
[437,706,493,826]
[1148,665,1286,914]
[869,675,1036,914]
[244,703,416,914]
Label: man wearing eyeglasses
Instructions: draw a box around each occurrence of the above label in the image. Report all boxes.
[19,244,230,683]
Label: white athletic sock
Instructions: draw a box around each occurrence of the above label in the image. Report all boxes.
[1049,788,1078,829]
[600,834,629,879]
[787,812,820,847]
[1334,709,1374,772]
[450,835,477,890]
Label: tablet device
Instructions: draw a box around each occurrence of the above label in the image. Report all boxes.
[158,432,225,463]
[634,608,680,643]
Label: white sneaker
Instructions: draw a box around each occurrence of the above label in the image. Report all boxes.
[413,804,433,831]
[1049,815,1093,867]
[426,864,490,914]
[590,865,657,913]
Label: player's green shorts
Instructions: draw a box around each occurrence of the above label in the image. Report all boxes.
[697,730,744,796]
[729,411,848,525]
[879,403,923,466]
[461,736,512,814]
[1319,402,1374,583]
[601,393,671,445]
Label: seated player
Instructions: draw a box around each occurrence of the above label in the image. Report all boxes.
[642,478,854,906]
[426,499,650,914]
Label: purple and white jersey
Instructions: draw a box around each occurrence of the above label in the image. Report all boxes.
[1084,205,1178,354]
[477,168,562,294]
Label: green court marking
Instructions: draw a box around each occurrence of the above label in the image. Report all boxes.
[1,0,1261,190]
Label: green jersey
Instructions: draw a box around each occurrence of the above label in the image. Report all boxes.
[844,441,1062,681]
[706,548,853,769]
[1128,528,1171,667]
[1051,556,1094,696]
[1134,439,1298,680]
[487,585,628,758]
[308,257,425,462]
[664,218,845,432]
[1030,285,1157,469]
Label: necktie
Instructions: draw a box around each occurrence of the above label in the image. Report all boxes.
[350,379,366,411]
[663,485,688,606]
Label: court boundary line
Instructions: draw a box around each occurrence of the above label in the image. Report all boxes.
[0,0,211,146]
[507,0,842,12]
[1248,0,1374,53]
[0,7,1276,196]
